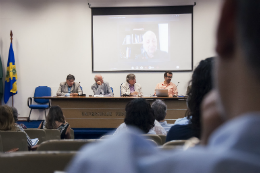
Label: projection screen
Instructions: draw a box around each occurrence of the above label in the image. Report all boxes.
[92,6,193,72]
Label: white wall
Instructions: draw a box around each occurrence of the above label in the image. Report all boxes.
[0,0,222,120]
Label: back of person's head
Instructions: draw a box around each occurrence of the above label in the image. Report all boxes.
[124,98,155,133]
[0,105,15,131]
[151,100,167,122]
[187,57,214,138]
[237,0,260,79]
[11,107,18,123]
[45,106,65,129]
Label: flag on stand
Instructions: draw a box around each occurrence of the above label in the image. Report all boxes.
[4,43,17,104]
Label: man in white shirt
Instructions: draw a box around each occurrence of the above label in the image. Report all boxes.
[120,74,142,96]
[66,1,260,172]
[151,99,173,132]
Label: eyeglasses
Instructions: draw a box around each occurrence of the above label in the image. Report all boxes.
[166,76,172,79]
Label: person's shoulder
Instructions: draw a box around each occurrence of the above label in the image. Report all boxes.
[156,82,164,86]
[135,83,142,87]
[104,81,110,86]
[170,82,176,86]
[74,82,80,86]
[60,82,66,86]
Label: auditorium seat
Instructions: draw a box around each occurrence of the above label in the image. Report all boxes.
[44,129,61,141]
[142,134,162,145]
[0,151,76,173]
[163,140,187,148]
[0,131,28,151]
[70,129,74,139]
[37,139,96,151]
[146,139,158,146]
[100,135,112,139]
[0,135,3,152]
[158,135,166,145]
[24,129,46,144]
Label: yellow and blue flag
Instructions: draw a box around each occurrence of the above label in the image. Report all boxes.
[4,43,17,104]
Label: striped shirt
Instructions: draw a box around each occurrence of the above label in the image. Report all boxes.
[15,124,37,147]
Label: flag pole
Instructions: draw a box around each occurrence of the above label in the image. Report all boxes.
[10,30,13,107]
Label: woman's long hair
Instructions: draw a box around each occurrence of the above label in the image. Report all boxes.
[186,57,214,138]
[0,105,16,131]
[124,98,155,133]
[45,106,65,129]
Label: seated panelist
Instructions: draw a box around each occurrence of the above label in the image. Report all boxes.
[155,71,178,97]
[121,74,142,96]
[91,74,112,95]
[56,74,82,96]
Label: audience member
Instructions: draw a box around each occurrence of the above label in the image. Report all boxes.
[114,98,166,135]
[56,74,82,96]
[66,1,260,172]
[151,99,173,132]
[155,71,178,97]
[121,74,142,96]
[166,57,213,142]
[91,74,112,95]
[38,106,71,139]
[0,105,38,148]
[11,107,27,129]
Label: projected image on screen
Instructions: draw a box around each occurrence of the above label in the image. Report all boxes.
[93,14,192,72]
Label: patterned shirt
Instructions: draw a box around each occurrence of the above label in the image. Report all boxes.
[15,124,38,147]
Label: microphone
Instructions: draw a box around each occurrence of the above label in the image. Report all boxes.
[174,82,180,97]
[176,82,180,87]
[79,82,85,96]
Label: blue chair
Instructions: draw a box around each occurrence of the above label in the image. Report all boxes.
[27,86,51,121]
[110,87,113,94]
[120,83,123,96]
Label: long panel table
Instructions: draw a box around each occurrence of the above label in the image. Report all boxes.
[40,96,187,128]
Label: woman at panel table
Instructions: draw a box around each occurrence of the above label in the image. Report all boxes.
[121,74,142,96]
[38,106,71,139]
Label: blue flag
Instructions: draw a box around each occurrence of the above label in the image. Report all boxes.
[4,43,18,104]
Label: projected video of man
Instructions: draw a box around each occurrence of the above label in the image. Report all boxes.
[92,14,192,71]
[135,30,169,61]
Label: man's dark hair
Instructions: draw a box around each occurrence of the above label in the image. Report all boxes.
[164,71,172,77]
[124,98,155,133]
[151,100,167,122]
[45,106,65,129]
[67,74,75,81]
[186,57,214,138]
[237,1,260,78]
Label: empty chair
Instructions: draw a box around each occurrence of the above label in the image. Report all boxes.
[158,135,166,145]
[37,139,96,151]
[24,129,46,144]
[0,151,76,173]
[44,129,61,141]
[27,86,51,121]
[0,131,28,151]
[142,134,162,145]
